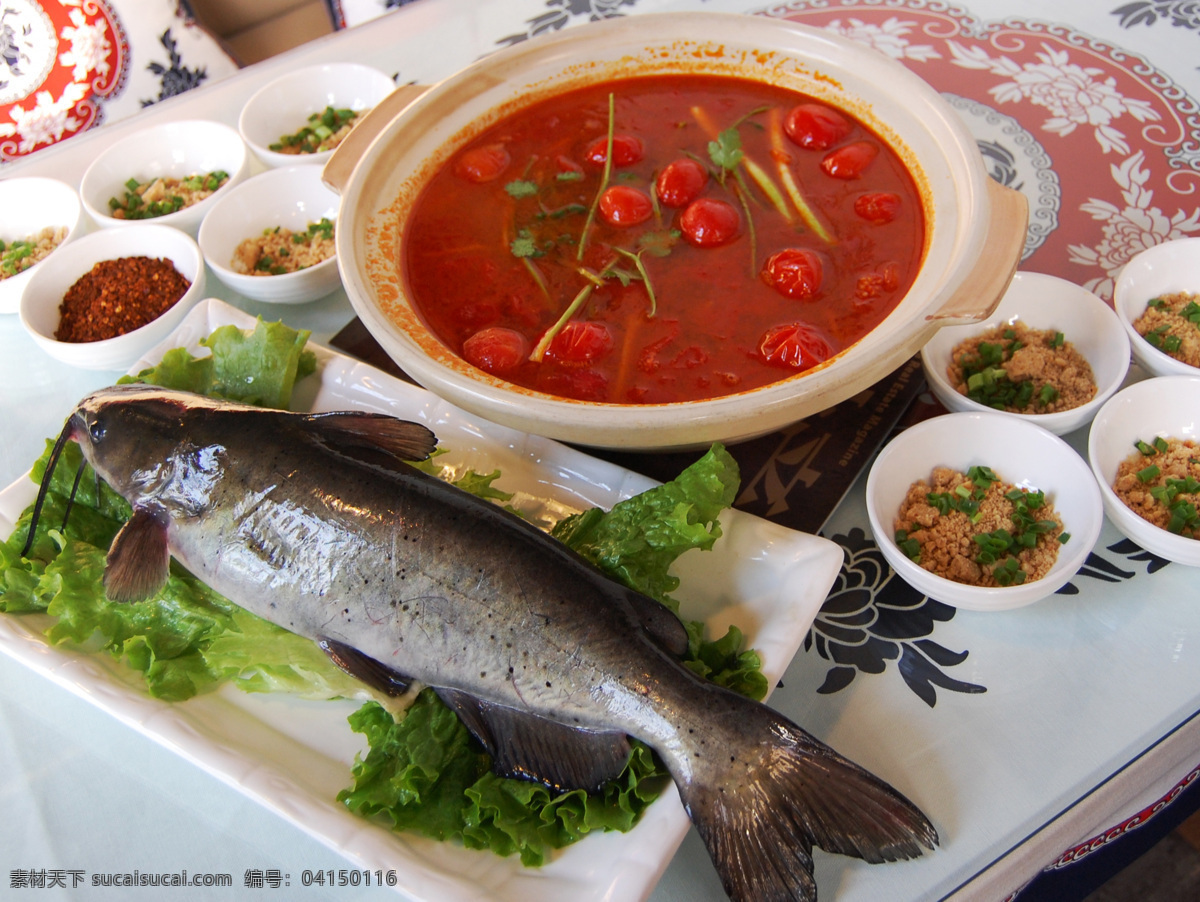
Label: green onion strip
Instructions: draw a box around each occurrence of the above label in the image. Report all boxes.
[576,93,616,262]
[529,284,595,362]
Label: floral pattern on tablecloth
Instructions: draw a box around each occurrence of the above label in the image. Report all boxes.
[758,0,1200,300]
[807,527,987,707]
[1111,1,1200,32]
[0,0,236,164]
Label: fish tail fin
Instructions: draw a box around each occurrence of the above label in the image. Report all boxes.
[677,706,937,902]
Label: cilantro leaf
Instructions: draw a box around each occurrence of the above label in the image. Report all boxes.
[708,127,744,178]
[509,229,542,259]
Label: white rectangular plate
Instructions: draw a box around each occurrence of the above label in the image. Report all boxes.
[0,298,843,902]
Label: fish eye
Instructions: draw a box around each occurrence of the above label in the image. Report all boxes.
[89,419,106,443]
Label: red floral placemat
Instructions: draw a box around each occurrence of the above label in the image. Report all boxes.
[760,0,1200,301]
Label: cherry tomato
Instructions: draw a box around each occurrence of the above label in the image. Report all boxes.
[539,368,609,402]
[758,323,833,371]
[583,133,644,168]
[462,327,528,374]
[454,143,511,183]
[854,192,901,224]
[783,103,852,151]
[761,248,824,300]
[679,198,739,248]
[599,185,653,227]
[820,141,879,180]
[546,321,614,364]
[655,158,708,207]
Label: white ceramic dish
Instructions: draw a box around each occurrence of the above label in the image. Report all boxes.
[1113,237,1200,378]
[1087,375,1200,566]
[198,166,342,304]
[0,177,86,316]
[18,224,206,371]
[921,271,1131,435]
[866,411,1104,611]
[329,11,1027,451]
[239,62,396,169]
[0,298,843,902]
[79,119,249,237]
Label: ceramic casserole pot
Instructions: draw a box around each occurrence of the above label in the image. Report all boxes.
[326,12,1027,450]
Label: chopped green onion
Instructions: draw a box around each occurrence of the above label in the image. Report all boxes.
[895,529,921,561]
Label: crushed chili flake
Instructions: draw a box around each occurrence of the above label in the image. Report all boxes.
[55,256,190,343]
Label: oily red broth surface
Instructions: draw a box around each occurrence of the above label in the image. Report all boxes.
[403,75,925,404]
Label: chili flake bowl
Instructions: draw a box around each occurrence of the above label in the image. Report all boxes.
[0,177,86,316]
[1087,375,1200,566]
[18,223,206,372]
[1113,237,1200,379]
[79,119,249,237]
[865,411,1104,611]
[239,62,396,170]
[920,271,1131,436]
[197,165,342,305]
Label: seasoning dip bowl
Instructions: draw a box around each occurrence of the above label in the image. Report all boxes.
[79,119,249,237]
[18,224,206,371]
[198,165,342,304]
[866,411,1104,611]
[239,63,396,169]
[921,271,1130,436]
[1114,238,1200,379]
[0,177,86,315]
[1087,375,1200,566]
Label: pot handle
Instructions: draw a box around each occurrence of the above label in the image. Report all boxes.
[323,83,430,195]
[926,179,1029,323]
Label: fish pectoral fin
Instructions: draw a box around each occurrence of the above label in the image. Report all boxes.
[302,412,438,462]
[317,637,412,697]
[436,688,632,794]
[625,591,689,658]
[103,507,170,603]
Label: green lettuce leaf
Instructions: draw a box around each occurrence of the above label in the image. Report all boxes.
[551,443,738,610]
[205,607,367,699]
[120,317,318,409]
[339,694,667,867]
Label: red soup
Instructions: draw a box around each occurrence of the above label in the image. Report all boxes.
[403,75,925,404]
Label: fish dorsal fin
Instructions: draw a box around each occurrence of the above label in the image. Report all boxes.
[104,507,170,603]
[626,591,689,658]
[436,688,632,794]
[300,412,438,462]
[318,636,411,697]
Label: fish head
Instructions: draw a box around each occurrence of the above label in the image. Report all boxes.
[21,385,220,562]
[66,384,217,497]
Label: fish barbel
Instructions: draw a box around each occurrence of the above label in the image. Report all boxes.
[27,384,937,902]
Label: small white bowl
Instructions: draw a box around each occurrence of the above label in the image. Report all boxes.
[197,165,341,304]
[238,63,395,169]
[921,271,1130,435]
[1087,375,1200,566]
[0,178,86,315]
[866,411,1104,610]
[79,119,249,236]
[1114,238,1200,378]
[19,224,206,371]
